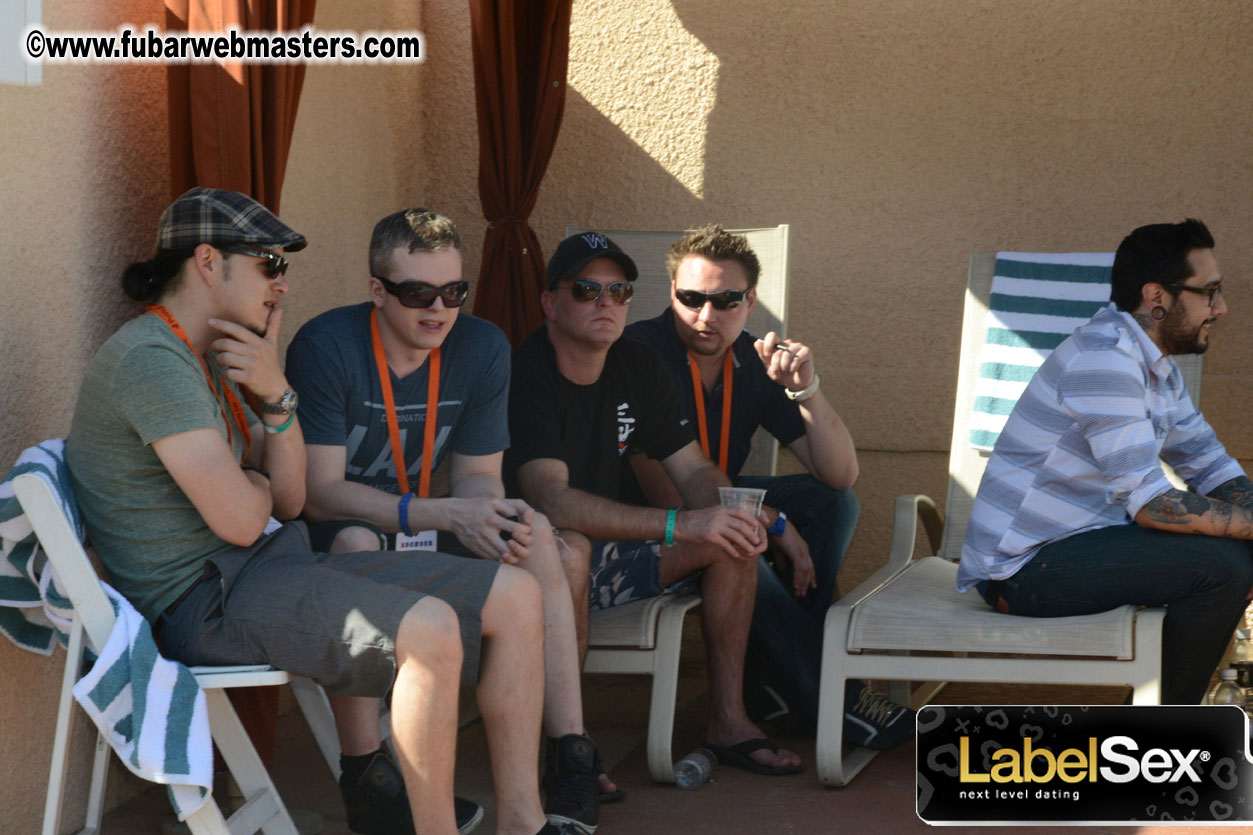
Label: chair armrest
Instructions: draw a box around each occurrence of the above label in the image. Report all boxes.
[888,494,943,571]
[832,494,942,614]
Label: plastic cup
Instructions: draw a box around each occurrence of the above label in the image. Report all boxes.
[718,486,766,517]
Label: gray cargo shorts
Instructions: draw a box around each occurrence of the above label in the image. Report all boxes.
[157,521,498,695]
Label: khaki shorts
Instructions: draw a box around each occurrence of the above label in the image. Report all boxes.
[157,522,498,695]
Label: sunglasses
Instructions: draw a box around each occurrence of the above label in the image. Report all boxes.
[374,276,470,309]
[225,245,288,278]
[1172,281,1222,307]
[674,288,748,311]
[568,279,634,305]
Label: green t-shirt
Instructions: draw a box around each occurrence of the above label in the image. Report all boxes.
[67,313,253,621]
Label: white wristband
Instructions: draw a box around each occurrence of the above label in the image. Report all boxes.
[785,373,820,402]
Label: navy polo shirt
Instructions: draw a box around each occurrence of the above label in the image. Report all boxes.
[624,307,806,479]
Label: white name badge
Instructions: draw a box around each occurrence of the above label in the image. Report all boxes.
[396,530,438,551]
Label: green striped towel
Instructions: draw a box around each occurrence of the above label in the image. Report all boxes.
[1,441,212,819]
[970,252,1114,450]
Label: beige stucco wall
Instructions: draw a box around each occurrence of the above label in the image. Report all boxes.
[542,0,1253,586]
[5,0,1253,830]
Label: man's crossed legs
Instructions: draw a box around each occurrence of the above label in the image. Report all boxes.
[559,530,803,774]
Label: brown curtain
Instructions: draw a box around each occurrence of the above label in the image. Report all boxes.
[166,0,316,212]
[165,0,316,764]
[469,0,573,347]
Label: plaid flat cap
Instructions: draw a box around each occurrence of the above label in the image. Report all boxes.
[157,187,307,252]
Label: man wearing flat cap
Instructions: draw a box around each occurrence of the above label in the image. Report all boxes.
[67,188,565,835]
[507,231,803,776]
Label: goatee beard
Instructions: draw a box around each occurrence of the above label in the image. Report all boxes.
[1159,306,1211,356]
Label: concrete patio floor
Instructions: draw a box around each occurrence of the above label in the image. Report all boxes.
[96,623,1242,835]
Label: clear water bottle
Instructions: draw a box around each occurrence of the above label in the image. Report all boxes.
[673,747,717,789]
[1209,668,1246,708]
[1231,629,1253,704]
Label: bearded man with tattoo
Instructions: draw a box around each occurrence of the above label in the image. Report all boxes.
[957,219,1252,704]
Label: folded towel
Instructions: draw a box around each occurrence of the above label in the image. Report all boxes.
[72,584,211,819]
[2,441,211,819]
[970,252,1113,450]
[0,439,77,653]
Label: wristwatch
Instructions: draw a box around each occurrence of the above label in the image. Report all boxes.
[767,510,788,537]
[261,387,299,415]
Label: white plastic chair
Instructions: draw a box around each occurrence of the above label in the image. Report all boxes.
[16,472,299,835]
[563,224,790,781]
[815,252,1201,787]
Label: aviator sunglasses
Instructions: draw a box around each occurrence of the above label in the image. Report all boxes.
[1172,281,1222,307]
[568,278,634,305]
[674,288,748,311]
[225,245,288,278]
[374,276,471,309]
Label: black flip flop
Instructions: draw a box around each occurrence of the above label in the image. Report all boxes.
[702,738,804,776]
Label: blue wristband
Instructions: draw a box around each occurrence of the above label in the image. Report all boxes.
[767,510,787,537]
[398,491,414,537]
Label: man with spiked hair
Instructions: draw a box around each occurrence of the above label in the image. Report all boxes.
[623,224,913,751]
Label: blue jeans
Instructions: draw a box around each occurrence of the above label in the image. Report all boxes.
[983,524,1253,705]
[734,474,858,732]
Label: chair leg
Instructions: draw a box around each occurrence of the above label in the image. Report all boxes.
[289,678,342,779]
[816,607,877,787]
[645,601,691,783]
[44,616,85,835]
[202,688,298,835]
[81,731,110,834]
[181,795,233,835]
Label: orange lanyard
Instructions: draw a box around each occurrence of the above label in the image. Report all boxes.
[687,350,734,473]
[146,304,251,459]
[370,308,439,498]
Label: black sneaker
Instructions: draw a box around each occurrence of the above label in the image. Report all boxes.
[535,824,582,835]
[843,682,914,751]
[542,734,600,834]
[339,749,484,834]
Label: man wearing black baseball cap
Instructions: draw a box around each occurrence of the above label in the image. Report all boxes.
[67,189,564,835]
[507,231,803,776]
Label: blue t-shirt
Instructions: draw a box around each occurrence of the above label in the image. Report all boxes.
[286,303,511,494]
[624,307,806,479]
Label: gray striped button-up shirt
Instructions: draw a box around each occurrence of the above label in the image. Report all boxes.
[957,303,1244,591]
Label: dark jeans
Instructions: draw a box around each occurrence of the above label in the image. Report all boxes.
[984,524,1253,705]
[734,473,857,732]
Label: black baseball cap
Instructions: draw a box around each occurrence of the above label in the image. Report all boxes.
[157,187,307,252]
[546,231,638,290]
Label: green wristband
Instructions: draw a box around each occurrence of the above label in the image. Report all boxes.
[664,507,678,547]
[262,411,296,435]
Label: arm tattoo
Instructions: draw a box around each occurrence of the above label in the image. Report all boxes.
[1209,476,1253,511]
[1141,488,1214,526]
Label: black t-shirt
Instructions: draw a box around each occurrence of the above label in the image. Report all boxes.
[624,307,806,479]
[507,326,693,501]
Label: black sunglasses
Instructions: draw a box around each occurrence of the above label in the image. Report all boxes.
[674,288,748,311]
[1171,281,1222,307]
[225,245,288,278]
[569,279,634,305]
[374,276,470,309]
